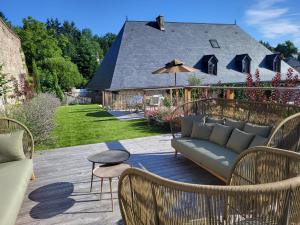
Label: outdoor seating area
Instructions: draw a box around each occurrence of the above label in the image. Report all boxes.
[2,2,300,224]
[0,97,298,225]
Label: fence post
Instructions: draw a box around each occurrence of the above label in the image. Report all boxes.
[184,87,191,104]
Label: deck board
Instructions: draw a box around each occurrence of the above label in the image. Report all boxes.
[16,135,222,225]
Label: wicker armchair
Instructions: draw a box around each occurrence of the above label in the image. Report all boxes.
[0,117,34,160]
[170,98,300,151]
[119,147,300,225]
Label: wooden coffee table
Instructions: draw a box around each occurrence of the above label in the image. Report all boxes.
[87,150,130,191]
[93,163,130,211]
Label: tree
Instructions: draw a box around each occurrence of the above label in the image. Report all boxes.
[39,57,84,91]
[187,74,201,86]
[73,29,102,79]
[32,60,41,93]
[96,33,117,56]
[274,41,298,58]
[15,17,62,73]
[0,11,12,28]
[259,40,274,52]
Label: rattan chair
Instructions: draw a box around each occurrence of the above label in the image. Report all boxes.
[0,117,35,178]
[119,147,300,225]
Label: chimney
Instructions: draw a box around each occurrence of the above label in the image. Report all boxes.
[156,15,165,31]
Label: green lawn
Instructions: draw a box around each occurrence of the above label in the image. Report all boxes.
[38,104,168,150]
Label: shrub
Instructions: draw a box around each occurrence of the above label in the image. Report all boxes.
[6,93,60,145]
[162,97,172,108]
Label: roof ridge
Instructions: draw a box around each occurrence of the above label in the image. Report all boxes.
[125,20,236,26]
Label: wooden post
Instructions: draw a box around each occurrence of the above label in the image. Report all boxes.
[184,88,191,103]
[170,89,173,105]
[143,90,146,112]
[102,91,105,106]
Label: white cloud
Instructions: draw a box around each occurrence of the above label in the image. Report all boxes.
[245,0,300,47]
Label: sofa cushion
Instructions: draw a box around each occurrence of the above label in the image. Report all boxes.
[249,135,268,148]
[225,119,246,130]
[209,124,233,146]
[0,130,25,163]
[171,138,238,179]
[243,123,272,138]
[191,122,214,140]
[0,159,33,225]
[181,115,204,137]
[226,129,255,154]
[206,117,224,124]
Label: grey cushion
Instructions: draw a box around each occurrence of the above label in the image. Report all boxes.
[249,135,268,148]
[243,123,272,138]
[171,138,238,179]
[225,118,246,130]
[0,130,25,163]
[206,117,224,124]
[181,115,204,137]
[0,159,33,225]
[226,129,255,154]
[191,123,214,140]
[209,124,233,146]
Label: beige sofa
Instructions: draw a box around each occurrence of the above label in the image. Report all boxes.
[171,116,272,181]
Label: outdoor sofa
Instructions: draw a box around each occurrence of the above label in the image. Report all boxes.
[170,98,300,182]
[0,118,34,225]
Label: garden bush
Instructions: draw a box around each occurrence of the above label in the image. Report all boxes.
[5,93,60,145]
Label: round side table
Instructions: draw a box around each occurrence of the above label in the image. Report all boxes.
[93,163,130,211]
[87,150,130,192]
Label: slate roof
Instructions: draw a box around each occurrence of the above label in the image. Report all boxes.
[286,58,300,68]
[88,20,295,91]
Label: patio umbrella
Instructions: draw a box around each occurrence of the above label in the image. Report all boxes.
[152,59,198,86]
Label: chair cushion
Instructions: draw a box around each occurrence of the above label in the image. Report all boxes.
[225,118,246,130]
[0,130,25,163]
[191,122,214,140]
[209,124,233,146]
[181,115,204,137]
[226,129,255,154]
[243,123,272,138]
[248,135,268,148]
[0,159,33,225]
[171,138,238,179]
[206,117,224,124]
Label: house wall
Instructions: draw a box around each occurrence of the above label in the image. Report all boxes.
[0,18,28,105]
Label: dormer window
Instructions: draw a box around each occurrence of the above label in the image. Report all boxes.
[266,54,281,72]
[235,54,251,73]
[202,55,218,75]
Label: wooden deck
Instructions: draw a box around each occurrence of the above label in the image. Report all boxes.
[17,135,221,225]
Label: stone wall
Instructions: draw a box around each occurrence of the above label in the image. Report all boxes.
[0,18,28,105]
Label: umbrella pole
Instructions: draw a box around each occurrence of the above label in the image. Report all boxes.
[175,72,177,86]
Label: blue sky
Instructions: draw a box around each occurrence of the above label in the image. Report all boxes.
[1,0,300,48]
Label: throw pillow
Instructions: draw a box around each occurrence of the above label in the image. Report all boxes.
[206,117,224,125]
[225,118,246,130]
[0,130,25,163]
[226,128,255,154]
[209,124,233,146]
[248,135,268,148]
[181,115,204,137]
[244,123,272,138]
[191,122,214,140]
